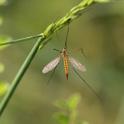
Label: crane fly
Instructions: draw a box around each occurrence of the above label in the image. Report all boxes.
[42,25,86,80]
[42,48,86,80]
[42,25,101,101]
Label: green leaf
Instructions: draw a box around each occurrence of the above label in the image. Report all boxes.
[94,0,110,2]
[67,93,81,110]
[0,36,11,50]
[53,113,69,124]
[0,0,7,6]
[54,100,68,110]
[54,94,81,110]
[0,82,9,96]
[0,63,4,73]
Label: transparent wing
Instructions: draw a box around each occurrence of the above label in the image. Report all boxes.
[42,56,60,73]
[69,57,86,72]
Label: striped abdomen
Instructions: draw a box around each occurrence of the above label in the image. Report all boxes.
[63,53,69,80]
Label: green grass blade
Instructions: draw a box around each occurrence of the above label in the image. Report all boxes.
[0,34,42,46]
[0,36,44,116]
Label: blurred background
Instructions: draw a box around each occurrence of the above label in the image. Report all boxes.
[0,0,124,124]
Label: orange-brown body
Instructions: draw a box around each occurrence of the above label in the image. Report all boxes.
[61,48,69,80]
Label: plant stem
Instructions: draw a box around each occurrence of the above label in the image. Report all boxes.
[0,36,44,116]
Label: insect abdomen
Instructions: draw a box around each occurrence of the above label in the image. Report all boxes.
[63,56,68,80]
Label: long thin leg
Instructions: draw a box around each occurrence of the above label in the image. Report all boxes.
[72,67,102,102]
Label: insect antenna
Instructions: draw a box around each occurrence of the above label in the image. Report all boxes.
[64,24,69,49]
[72,68,102,102]
[53,48,61,52]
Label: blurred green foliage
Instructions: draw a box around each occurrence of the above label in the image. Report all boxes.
[0,82,9,96]
[53,93,89,124]
[0,17,2,25]
[0,62,8,97]
[0,62,4,73]
[0,0,7,6]
[0,0,9,97]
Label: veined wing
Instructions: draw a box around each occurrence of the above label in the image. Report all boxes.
[42,56,61,73]
[69,57,86,72]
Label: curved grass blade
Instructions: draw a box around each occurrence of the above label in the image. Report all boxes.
[0,34,42,46]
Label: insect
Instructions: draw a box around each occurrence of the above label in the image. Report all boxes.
[42,48,86,80]
[42,25,86,80]
[42,25,101,101]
